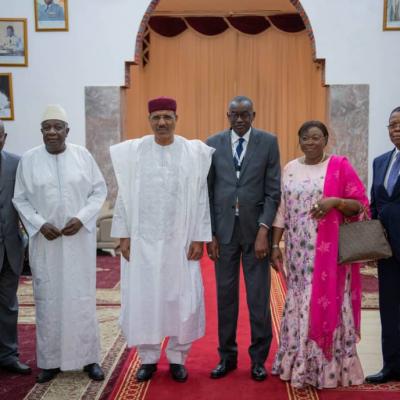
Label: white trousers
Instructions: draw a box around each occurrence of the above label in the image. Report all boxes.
[137,337,192,365]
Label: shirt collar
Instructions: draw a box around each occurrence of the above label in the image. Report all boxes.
[231,127,251,144]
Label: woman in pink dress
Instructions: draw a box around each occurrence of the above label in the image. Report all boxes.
[271,120,369,388]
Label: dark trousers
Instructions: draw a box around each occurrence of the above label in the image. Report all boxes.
[0,252,20,365]
[378,256,400,372]
[215,219,272,364]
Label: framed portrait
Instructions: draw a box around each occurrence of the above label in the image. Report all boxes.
[0,73,14,121]
[34,0,69,31]
[0,19,28,67]
[383,0,400,30]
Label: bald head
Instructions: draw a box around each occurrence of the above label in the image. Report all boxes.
[228,96,254,112]
[0,120,7,152]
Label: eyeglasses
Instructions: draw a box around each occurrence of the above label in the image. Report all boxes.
[228,111,252,121]
[387,123,400,130]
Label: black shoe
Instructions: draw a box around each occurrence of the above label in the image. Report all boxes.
[83,363,105,381]
[0,359,31,375]
[251,363,267,381]
[36,368,60,383]
[136,364,157,382]
[169,363,188,382]
[210,360,237,379]
[365,368,400,384]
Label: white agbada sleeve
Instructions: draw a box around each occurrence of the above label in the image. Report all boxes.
[191,180,212,242]
[75,153,107,232]
[191,141,214,242]
[111,192,130,237]
[13,161,47,237]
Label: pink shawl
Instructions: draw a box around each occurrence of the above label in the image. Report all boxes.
[308,155,369,360]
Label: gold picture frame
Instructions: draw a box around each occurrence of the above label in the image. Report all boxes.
[0,73,15,121]
[383,0,400,30]
[34,0,69,32]
[0,19,28,67]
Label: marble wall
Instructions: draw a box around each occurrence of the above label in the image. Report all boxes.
[327,84,369,186]
[85,87,123,204]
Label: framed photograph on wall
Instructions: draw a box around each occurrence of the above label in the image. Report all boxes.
[0,73,14,121]
[0,19,28,67]
[384,0,400,30]
[34,0,69,31]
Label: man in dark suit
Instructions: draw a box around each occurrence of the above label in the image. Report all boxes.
[366,106,400,384]
[0,120,30,375]
[206,96,281,381]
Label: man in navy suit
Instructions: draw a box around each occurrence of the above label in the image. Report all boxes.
[366,106,400,384]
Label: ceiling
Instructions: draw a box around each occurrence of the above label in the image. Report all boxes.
[153,0,298,16]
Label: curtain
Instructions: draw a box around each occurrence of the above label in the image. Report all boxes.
[123,27,326,166]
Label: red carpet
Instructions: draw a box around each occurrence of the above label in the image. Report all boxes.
[108,257,288,400]
[97,254,121,289]
[108,257,400,400]
[4,256,399,399]
[0,325,39,400]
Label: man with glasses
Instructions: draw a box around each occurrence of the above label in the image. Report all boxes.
[110,97,214,383]
[366,106,400,384]
[206,96,281,381]
[13,105,107,383]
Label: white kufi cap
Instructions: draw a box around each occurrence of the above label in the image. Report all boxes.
[41,104,68,123]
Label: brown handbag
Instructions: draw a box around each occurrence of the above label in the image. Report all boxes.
[338,212,393,264]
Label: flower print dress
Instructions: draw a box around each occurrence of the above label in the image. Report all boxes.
[271,158,364,389]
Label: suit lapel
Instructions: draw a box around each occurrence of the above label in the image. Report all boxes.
[239,128,259,178]
[378,150,395,196]
[222,131,237,180]
[390,152,400,197]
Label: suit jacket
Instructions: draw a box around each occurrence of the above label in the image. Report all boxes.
[206,128,281,244]
[0,150,24,274]
[371,148,400,262]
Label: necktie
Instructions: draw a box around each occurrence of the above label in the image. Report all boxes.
[234,138,245,171]
[387,152,400,196]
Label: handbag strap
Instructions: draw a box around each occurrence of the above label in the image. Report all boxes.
[342,204,369,225]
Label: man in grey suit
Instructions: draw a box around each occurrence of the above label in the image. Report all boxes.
[0,120,31,375]
[207,96,280,381]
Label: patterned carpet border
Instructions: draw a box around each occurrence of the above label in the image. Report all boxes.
[108,350,150,400]
[24,332,127,400]
[81,333,127,400]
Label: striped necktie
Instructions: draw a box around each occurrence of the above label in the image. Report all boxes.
[387,152,400,196]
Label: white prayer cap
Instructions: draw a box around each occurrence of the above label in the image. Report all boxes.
[41,104,68,123]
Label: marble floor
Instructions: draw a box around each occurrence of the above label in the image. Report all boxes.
[357,310,383,377]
